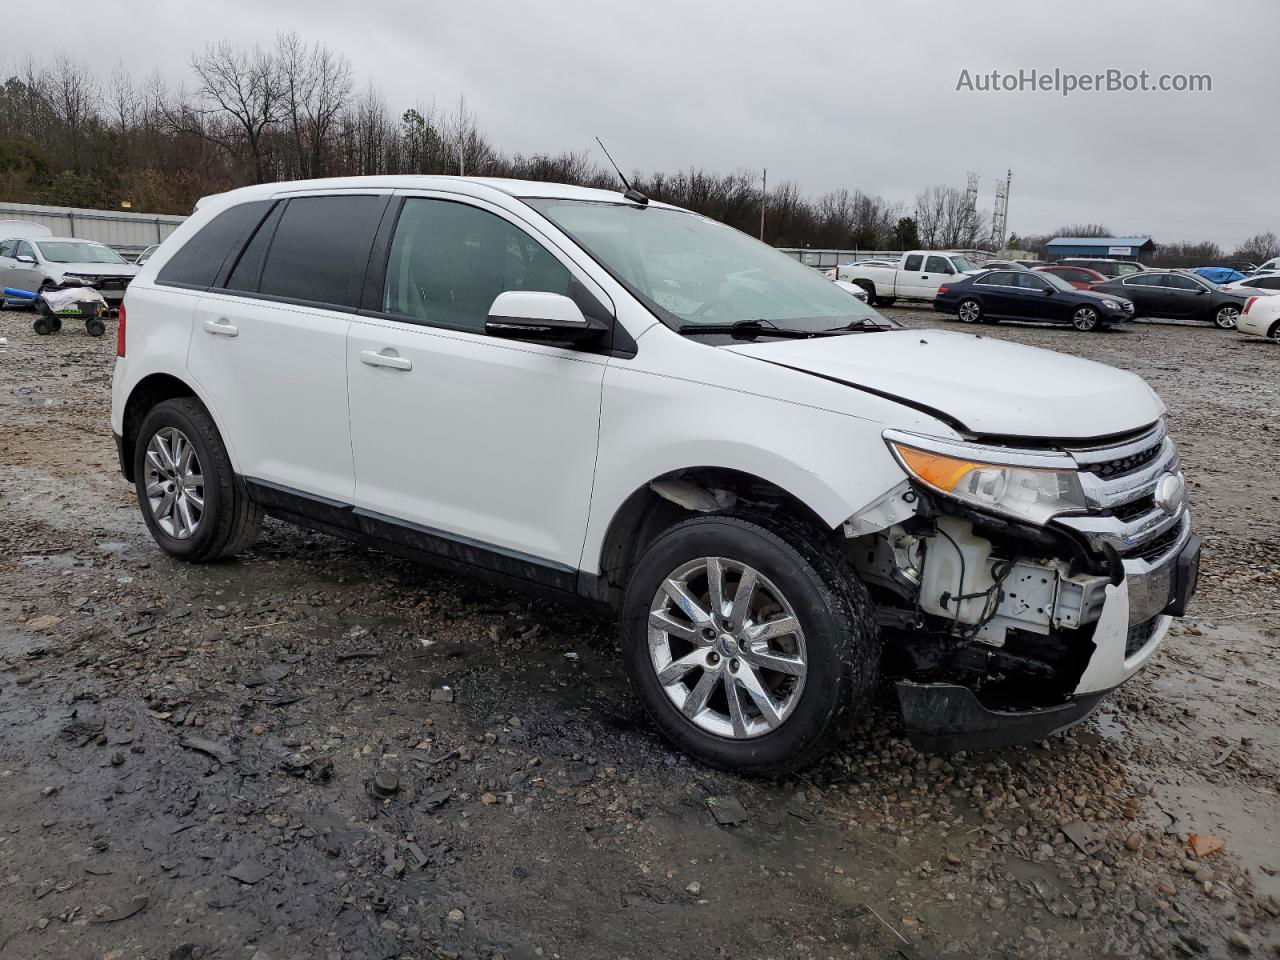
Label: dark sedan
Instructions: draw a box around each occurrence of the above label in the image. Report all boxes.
[1090,270,1251,329]
[934,269,1134,332]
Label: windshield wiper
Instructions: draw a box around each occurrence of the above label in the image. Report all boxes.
[677,318,839,340]
[822,317,895,333]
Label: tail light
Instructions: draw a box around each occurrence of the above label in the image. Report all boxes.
[116,302,127,357]
[937,285,950,296]
[1244,296,1257,315]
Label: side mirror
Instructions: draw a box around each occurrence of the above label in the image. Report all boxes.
[485,291,602,345]
[16,254,36,265]
[1194,287,1207,295]
[1043,287,1055,295]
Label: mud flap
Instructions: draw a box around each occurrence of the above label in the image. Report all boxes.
[896,681,1110,753]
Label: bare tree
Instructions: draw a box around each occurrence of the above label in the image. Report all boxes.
[47,53,100,173]
[187,41,284,182]
[1053,223,1115,238]
[277,32,352,178]
[108,62,138,135]
[1233,231,1279,264]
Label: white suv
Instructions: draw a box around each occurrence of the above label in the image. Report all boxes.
[111,177,1200,773]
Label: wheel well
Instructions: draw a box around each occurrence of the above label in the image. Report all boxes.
[593,467,833,608]
[120,374,197,481]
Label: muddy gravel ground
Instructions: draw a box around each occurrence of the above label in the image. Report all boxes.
[1,304,1278,960]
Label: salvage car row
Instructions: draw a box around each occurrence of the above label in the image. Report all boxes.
[831,249,1278,339]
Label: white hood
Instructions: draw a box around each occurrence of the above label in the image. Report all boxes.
[52,261,140,278]
[725,328,1164,440]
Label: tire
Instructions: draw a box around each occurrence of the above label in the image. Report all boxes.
[1071,306,1101,332]
[85,318,106,337]
[33,316,54,335]
[957,298,983,324]
[1212,305,1239,330]
[1268,321,1280,344]
[854,280,876,304]
[132,398,262,562]
[619,512,879,775]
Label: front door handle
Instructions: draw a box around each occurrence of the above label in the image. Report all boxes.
[203,318,238,337]
[360,349,412,371]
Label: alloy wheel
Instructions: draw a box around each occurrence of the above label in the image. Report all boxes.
[647,557,807,739]
[1072,307,1099,331]
[144,427,205,540]
[957,300,981,323]
[1215,306,1239,329]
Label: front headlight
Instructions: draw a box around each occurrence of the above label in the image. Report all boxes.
[1101,299,1120,310]
[887,436,1086,526]
[60,273,93,286]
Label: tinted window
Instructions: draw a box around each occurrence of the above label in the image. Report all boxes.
[0,240,13,258]
[1255,277,1280,290]
[1014,272,1050,290]
[257,196,384,307]
[904,254,923,271]
[977,271,1014,286]
[1163,274,1202,290]
[925,255,952,273]
[157,200,271,289]
[1122,274,1159,286]
[223,202,284,292]
[383,198,573,333]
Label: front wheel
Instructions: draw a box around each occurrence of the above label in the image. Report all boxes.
[957,298,982,324]
[1072,306,1101,332]
[1213,305,1239,329]
[133,398,263,562]
[620,514,879,775]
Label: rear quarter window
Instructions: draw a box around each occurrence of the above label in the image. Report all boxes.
[156,200,272,290]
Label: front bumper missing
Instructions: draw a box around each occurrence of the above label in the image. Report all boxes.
[896,530,1200,751]
[897,681,1109,752]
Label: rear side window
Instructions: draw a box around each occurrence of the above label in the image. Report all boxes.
[156,200,271,289]
[382,198,573,333]
[222,203,285,292]
[1256,277,1280,290]
[256,195,385,308]
[903,254,923,271]
[0,240,13,258]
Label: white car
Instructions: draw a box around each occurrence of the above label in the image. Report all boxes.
[1221,273,1280,298]
[839,250,982,305]
[0,235,139,306]
[1238,295,1280,342]
[832,279,870,302]
[111,176,1200,773]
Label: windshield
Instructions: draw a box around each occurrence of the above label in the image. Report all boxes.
[35,240,128,265]
[1039,271,1077,292]
[950,255,977,272]
[526,199,889,331]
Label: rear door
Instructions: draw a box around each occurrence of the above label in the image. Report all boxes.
[186,192,388,504]
[972,271,1017,316]
[1116,274,1164,316]
[346,193,611,577]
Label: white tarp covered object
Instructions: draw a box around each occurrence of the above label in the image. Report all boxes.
[41,286,107,313]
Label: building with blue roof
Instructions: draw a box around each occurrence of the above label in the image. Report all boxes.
[1045,236,1156,263]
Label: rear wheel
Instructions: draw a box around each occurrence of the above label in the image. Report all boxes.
[133,398,262,562]
[957,298,982,324]
[1269,321,1280,343]
[1213,305,1239,329]
[85,317,106,337]
[1072,306,1101,332]
[620,513,879,775]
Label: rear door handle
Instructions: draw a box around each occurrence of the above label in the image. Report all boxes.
[360,349,412,371]
[203,318,238,337]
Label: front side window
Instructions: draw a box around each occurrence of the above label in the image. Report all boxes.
[257,195,384,307]
[15,240,36,261]
[1164,274,1203,290]
[527,199,883,331]
[383,198,573,333]
[925,255,952,274]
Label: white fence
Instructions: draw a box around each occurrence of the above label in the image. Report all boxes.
[0,201,187,256]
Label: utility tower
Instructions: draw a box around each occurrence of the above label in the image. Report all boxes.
[991,169,1012,251]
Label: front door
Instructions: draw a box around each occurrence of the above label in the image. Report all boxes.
[346,194,610,575]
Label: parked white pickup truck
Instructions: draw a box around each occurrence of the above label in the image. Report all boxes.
[838,251,981,305]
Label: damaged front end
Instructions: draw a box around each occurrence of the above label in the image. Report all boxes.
[847,421,1200,752]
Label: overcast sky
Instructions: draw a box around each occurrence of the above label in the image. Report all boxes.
[43,0,1280,248]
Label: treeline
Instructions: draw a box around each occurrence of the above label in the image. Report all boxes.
[2,37,1273,262]
[0,35,986,250]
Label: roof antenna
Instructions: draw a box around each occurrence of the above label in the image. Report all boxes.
[595,137,648,206]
